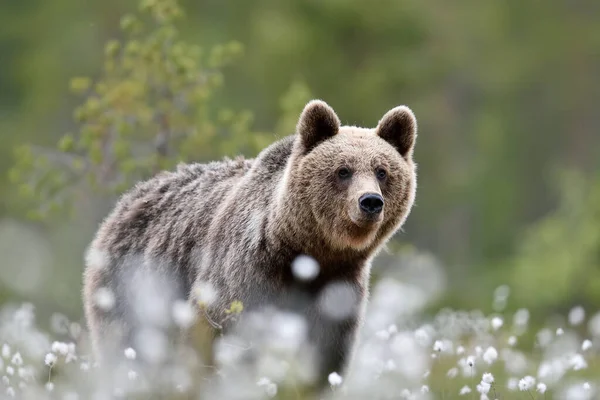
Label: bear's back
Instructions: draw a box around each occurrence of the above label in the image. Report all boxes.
[89,136,295,286]
[92,156,253,268]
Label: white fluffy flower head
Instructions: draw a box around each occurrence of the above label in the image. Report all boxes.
[482,372,494,384]
[483,346,498,364]
[519,375,536,391]
[491,317,503,331]
[44,353,57,367]
[328,372,343,386]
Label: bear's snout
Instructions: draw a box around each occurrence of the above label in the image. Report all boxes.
[359,193,384,215]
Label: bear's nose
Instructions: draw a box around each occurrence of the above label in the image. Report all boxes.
[359,193,384,215]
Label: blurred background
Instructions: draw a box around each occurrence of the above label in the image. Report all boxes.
[0,0,599,333]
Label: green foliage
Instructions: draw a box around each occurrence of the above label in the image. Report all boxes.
[510,170,600,310]
[275,80,313,136]
[8,0,267,219]
[225,300,244,315]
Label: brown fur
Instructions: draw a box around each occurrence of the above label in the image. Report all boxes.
[82,99,418,383]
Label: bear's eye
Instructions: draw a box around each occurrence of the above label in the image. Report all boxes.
[376,168,387,180]
[337,167,352,179]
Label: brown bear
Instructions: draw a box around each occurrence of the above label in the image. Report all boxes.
[82,99,418,387]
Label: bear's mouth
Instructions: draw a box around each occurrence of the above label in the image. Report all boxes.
[340,218,381,250]
[349,212,383,230]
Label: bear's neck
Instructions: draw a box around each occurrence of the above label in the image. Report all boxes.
[267,221,372,294]
[267,192,373,287]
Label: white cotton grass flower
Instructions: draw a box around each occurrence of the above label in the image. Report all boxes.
[582,339,592,351]
[482,346,498,364]
[537,359,567,384]
[477,382,491,394]
[65,345,77,364]
[44,353,57,367]
[560,382,595,399]
[493,285,510,310]
[45,382,54,392]
[328,372,343,387]
[93,287,115,311]
[265,383,277,398]
[124,347,136,360]
[508,335,517,346]
[318,281,359,321]
[375,329,391,341]
[256,377,277,398]
[193,281,218,307]
[291,255,320,281]
[507,377,519,391]
[569,306,586,326]
[588,312,600,337]
[456,345,465,355]
[502,349,527,375]
[482,372,494,384]
[421,385,429,393]
[459,385,472,395]
[537,382,547,393]
[172,300,197,329]
[1,344,10,359]
[18,367,30,380]
[458,356,476,377]
[518,375,536,391]
[10,353,22,366]
[256,377,271,386]
[433,340,444,352]
[6,387,15,397]
[50,313,70,335]
[556,327,564,336]
[475,346,483,356]
[537,328,554,348]
[447,367,458,378]
[491,316,503,331]
[5,366,14,376]
[69,322,82,339]
[414,328,431,347]
[51,341,69,356]
[467,355,476,367]
[85,246,109,270]
[513,308,530,328]
[570,353,588,370]
[128,370,137,381]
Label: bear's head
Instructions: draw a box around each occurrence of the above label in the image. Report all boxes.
[282,100,418,253]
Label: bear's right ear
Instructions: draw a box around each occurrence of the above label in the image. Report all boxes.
[296,100,341,153]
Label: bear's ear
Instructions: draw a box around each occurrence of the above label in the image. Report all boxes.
[376,106,417,158]
[296,100,341,153]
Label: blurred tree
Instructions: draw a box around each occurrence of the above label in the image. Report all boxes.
[9,0,267,219]
[510,170,600,311]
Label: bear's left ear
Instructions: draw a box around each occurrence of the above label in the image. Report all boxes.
[296,99,341,153]
[376,106,417,158]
